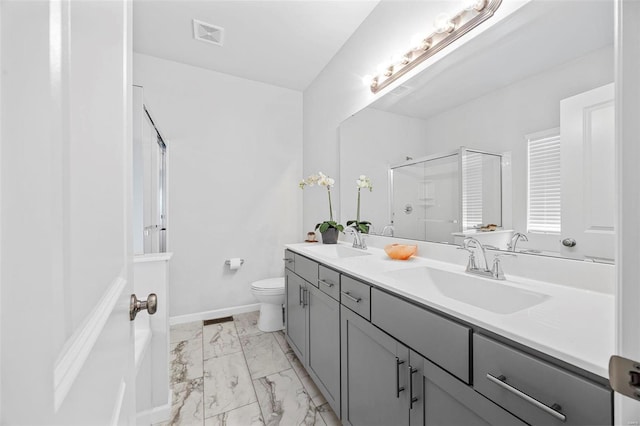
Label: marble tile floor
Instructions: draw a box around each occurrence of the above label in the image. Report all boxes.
[160,311,341,426]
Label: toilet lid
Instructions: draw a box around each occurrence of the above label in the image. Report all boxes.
[251,277,285,290]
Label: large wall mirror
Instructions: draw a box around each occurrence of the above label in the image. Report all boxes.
[339,0,615,262]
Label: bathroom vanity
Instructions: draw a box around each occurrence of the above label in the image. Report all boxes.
[283,242,613,425]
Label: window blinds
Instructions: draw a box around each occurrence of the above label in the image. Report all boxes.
[462,152,483,229]
[527,132,561,234]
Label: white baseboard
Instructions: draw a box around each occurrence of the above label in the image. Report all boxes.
[137,401,171,425]
[169,303,261,325]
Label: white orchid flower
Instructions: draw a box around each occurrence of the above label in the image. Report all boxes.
[356,175,373,190]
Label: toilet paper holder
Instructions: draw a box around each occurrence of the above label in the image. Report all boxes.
[225,259,245,266]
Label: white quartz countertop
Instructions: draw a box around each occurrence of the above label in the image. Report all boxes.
[285,242,614,379]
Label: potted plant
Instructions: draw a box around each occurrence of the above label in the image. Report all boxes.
[347,175,373,233]
[299,172,344,244]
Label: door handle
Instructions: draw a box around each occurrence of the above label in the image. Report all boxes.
[129,293,158,320]
[409,366,419,409]
[342,291,361,303]
[486,373,566,422]
[299,286,303,306]
[396,357,405,398]
[319,279,335,288]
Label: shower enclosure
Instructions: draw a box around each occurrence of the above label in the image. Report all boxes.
[133,87,168,254]
[390,147,502,243]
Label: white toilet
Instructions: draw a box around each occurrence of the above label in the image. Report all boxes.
[250,277,285,332]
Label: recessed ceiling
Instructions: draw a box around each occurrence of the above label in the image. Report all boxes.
[133,0,379,91]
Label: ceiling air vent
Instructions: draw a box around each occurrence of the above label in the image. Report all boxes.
[193,19,224,47]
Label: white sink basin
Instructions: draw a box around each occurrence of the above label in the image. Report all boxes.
[304,244,371,259]
[385,267,549,314]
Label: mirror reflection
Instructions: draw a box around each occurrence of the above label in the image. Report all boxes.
[338,1,614,261]
[390,148,502,244]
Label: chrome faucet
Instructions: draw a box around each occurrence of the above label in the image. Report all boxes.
[461,237,489,272]
[508,232,528,252]
[345,225,367,250]
[458,237,513,280]
[381,224,395,237]
[491,252,517,280]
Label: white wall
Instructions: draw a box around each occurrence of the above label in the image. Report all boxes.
[133,53,302,318]
[339,108,431,231]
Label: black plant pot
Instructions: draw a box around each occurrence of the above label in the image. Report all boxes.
[321,228,339,244]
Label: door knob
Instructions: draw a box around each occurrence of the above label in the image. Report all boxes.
[561,238,577,247]
[129,293,158,320]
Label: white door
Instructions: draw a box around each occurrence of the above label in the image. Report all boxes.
[560,83,615,261]
[0,1,139,424]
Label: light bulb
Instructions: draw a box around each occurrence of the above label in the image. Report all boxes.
[376,63,386,75]
[462,0,486,11]
[361,75,373,87]
[434,13,455,33]
[410,33,425,50]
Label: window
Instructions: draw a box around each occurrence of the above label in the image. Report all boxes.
[527,129,561,234]
[462,151,483,229]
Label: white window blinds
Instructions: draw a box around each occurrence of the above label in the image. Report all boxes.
[462,152,483,229]
[527,130,561,234]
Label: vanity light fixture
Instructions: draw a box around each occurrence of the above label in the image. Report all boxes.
[367,0,501,94]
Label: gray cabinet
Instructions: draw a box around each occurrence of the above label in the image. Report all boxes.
[474,334,612,425]
[307,284,340,414]
[341,305,410,426]
[286,247,613,426]
[371,288,471,383]
[285,269,306,361]
[409,350,527,426]
[284,253,341,416]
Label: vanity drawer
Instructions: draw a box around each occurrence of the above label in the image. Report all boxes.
[294,254,319,286]
[340,275,371,320]
[318,265,340,300]
[371,288,471,383]
[283,249,295,271]
[473,334,612,426]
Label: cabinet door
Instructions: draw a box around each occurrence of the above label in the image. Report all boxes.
[341,306,410,426]
[307,285,341,415]
[285,270,306,361]
[409,351,526,426]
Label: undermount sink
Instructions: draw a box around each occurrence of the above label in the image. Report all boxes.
[385,267,549,314]
[304,244,371,259]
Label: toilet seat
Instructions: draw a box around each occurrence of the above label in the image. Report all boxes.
[251,277,284,293]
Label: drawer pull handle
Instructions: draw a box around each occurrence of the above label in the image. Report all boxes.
[486,373,566,422]
[409,366,419,409]
[396,357,405,398]
[319,279,335,288]
[342,291,361,303]
[282,258,294,263]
